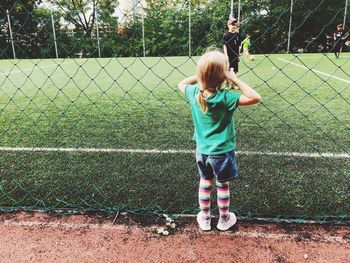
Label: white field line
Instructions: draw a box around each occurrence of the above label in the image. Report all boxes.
[0,147,349,158]
[229,230,348,244]
[292,56,350,59]
[278,58,350,84]
[0,61,75,76]
[1,220,348,244]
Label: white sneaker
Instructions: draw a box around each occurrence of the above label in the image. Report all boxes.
[217,212,237,231]
[197,212,211,231]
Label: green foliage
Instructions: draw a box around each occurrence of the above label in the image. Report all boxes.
[0,0,42,58]
[98,0,118,26]
[1,0,348,58]
[47,0,97,37]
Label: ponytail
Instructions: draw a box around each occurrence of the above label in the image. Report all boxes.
[197,89,208,113]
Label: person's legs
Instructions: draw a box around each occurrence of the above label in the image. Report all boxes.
[334,44,341,58]
[225,60,238,89]
[197,177,213,230]
[225,68,234,89]
[199,178,213,219]
[231,59,239,89]
[229,54,239,73]
[247,50,254,61]
[243,48,249,60]
[216,180,237,231]
[216,180,230,220]
[207,151,238,231]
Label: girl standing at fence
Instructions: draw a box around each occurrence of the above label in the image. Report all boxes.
[178,51,261,231]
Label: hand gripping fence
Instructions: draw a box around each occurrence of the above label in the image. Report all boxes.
[0,0,349,224]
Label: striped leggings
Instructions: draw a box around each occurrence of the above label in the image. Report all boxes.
[198,178,230,220]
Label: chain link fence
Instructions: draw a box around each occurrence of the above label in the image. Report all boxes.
[0,0,349,223]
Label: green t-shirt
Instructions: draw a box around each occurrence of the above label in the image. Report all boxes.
[185,84,241,154]
[242,38,250,49]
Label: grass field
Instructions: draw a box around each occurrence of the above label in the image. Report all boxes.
[0,53,349,221]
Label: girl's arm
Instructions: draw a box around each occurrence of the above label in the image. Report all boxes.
[226,69,261,106]
[178,75,197,94]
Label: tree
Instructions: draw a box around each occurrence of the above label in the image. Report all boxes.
[0,0,43,58]
[47,0,118,37]
[287,0,346,53]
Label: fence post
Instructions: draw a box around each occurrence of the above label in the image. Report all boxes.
[343,0,348,29]
[141,1,146,57]
[133,0,138,17]
[287,0,294,53]
[95,7,101,58]
[51,10,59,58]
[340,0,349,53]
[6,9,16,59]
[238,0,241,22]
[189,1,191,57]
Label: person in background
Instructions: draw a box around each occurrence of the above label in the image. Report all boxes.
[333,24,349,59]
[223,17,242,73]
[240,33,254,61]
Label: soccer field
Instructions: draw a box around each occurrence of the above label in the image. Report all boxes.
[0,53,349,221]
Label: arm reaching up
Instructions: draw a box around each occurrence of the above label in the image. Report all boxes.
[178,75,197,94]
[226,69,261,106]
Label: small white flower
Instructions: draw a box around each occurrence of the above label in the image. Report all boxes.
[170,223,176,228]
[156,227,165,234]
[162,230,169,236]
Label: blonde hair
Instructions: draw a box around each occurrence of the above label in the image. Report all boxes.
[196,51,229,113]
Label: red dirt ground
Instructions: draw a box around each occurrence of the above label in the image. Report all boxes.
[0,212,349,263]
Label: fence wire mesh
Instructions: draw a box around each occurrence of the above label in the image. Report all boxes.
[0,0,349,223]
